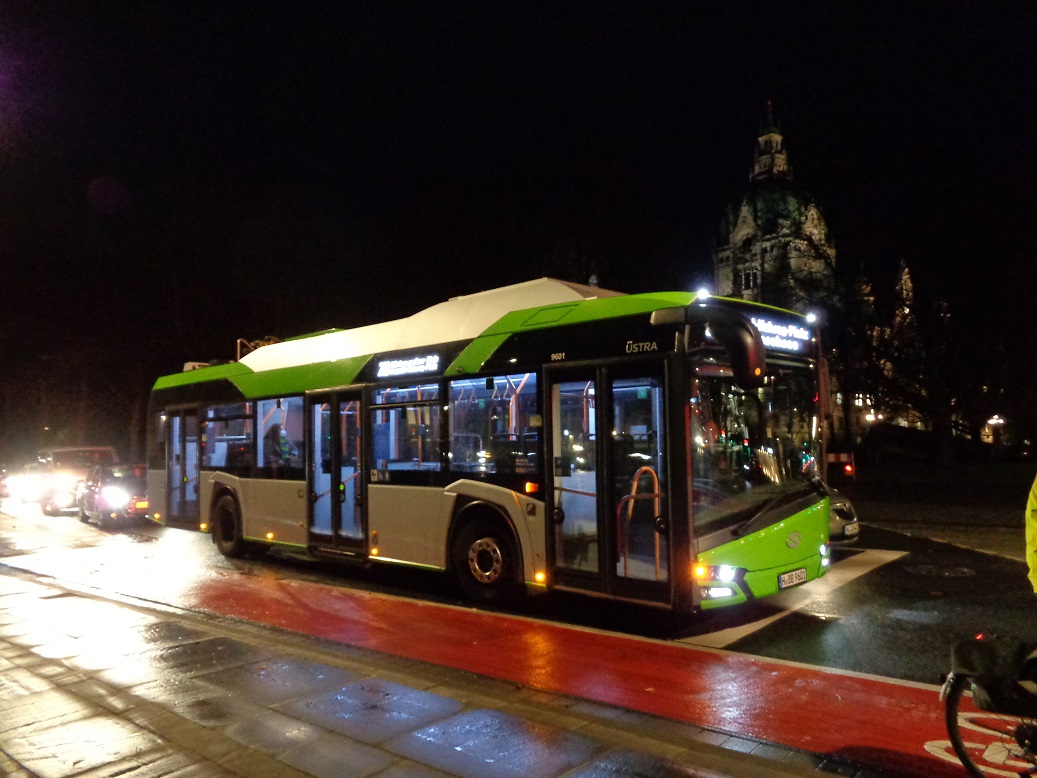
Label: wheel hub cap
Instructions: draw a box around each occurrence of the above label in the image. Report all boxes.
[468,537,503,583]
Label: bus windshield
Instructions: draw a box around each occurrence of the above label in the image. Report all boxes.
[690,366,820,536]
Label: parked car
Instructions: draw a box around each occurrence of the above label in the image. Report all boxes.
[77,463,149,527]
[825,483,860,545]
[38,447,119,515]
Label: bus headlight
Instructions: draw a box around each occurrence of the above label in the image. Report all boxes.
[694,563,744,599]
[693,564,740,583]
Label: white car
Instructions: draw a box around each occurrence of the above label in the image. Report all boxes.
[825,484,860,545]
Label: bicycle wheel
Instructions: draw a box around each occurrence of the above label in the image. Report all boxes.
[945,673,1037,777]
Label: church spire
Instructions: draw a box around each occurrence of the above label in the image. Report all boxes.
[751,101,792,182]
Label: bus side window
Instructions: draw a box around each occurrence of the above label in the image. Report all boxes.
[203,403,254,475]
[257,397,304,479]
[448,373,538,475]
[371,384,441,473]
[207,440,228,467]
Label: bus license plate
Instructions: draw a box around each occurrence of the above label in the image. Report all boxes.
[779,568,807,589]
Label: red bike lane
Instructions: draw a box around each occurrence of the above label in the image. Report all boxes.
[177,571,970,777]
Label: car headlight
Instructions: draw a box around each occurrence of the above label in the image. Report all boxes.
[11,474,44,501]
[100,486,131,509]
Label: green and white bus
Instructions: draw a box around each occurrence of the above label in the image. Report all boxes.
[147,278,831,614]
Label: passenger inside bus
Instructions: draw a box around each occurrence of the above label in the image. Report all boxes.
[263,424,294,468]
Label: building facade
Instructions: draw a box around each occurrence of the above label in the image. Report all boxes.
[713,107,837,314]
[713,108,877,445]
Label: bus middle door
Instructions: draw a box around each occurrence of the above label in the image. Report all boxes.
[308,392,365,554]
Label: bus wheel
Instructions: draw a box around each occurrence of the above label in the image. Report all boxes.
[451,520,521,605]
[212,495,246,558]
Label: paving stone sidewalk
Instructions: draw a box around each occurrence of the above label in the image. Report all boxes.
[0,570,876,778]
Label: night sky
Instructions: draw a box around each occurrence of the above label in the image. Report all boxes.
[1,3,1034,388]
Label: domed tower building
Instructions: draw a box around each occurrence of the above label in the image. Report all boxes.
[713,106,837,313]
[713,107,877,447]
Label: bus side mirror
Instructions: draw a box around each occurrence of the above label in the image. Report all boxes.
[651,305,767,390]
[706,314,766,390]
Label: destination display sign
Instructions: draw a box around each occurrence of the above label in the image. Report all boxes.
[376,354,441,378]
[361,341,469,384]
[750,315,813,353]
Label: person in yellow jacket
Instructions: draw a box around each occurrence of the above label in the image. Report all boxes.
[1028,471,1037,593]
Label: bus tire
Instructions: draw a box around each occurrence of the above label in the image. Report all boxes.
[451,517,521,606]
[212,494,246,558]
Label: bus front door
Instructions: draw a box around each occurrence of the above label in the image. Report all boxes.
[308,393,365,553]
[548,366,670,603]
[167,410,199,527]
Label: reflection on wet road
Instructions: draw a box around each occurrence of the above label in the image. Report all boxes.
[2,494,1033,778]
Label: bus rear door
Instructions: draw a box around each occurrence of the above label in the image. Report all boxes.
[167,410,199,526]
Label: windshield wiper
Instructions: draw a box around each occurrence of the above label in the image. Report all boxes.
[732,487,812,537]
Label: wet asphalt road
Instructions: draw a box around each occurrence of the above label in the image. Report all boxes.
[1,462,1034,691]
[1,460,1034,778]
[681,459,1036,683]
[699,528,1035,683]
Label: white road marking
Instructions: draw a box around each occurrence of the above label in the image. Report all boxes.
[872,522,1025,562]
[680,549,908,648]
